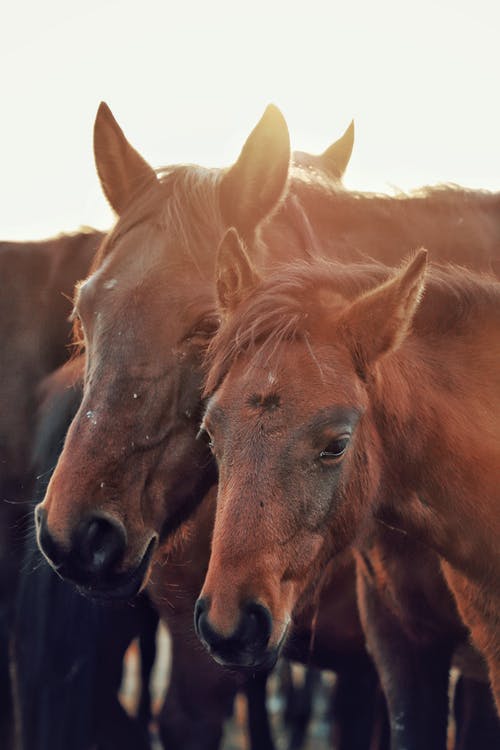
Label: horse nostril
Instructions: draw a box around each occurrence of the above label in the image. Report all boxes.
[241,602,272,652]
[75,514,126,577]
[194,597,273,668]
[194,597,209,641]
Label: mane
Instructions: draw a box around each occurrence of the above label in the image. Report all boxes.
[205,257,499,395]
[284,175,500,270]
[287,172,500,211]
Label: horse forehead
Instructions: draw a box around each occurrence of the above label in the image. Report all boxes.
[98,231,166,289]
[89,255,198,333]
[221,345,361,416]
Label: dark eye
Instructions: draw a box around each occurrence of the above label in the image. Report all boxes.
[189,316,220,341]
[319,435,350,461]
[196,426,214,451]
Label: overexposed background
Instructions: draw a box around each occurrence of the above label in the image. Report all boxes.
[2,0,499,239]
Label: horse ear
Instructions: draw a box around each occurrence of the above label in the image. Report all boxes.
[219,105,290,235]
[320,120,355,179]
[93,102,158,215]
[216,228,260,314]
[340,249,428,374]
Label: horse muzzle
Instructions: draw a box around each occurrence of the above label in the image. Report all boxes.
[35,504,156,599]
[194,596,286,671]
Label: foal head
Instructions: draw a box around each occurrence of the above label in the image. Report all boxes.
[196,231,427,669]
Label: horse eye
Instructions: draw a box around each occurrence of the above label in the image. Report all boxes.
[190,316,220,340]
[319,435,350,461]
[196,426,214,451]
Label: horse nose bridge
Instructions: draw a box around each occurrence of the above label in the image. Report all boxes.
[44,395,142,493]
[41,438,127,541]
[201,551,245,617]
[67,400,130,460]
[66,390,167,468]
[199,578,250,637]
[209,518,279,592]
[215,486,276,551]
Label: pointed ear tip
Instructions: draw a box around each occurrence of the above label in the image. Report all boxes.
[334,120,354,144]
[96,101,111,117]
[322,121,355,163]
[94,102,116,133]
[264,102,283,116]
[262,103,288,129]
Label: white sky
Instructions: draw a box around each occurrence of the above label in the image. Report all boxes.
[2,0,500,240]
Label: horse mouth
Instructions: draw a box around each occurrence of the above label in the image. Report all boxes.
[40,533,157,601]
[35,505,157,600]
[206,622,290,673]
[211,645,281,673]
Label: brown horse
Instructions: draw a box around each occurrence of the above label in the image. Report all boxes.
[33,104,500,749]
[0,230,102,489]
[35,103,500,596]
[0,230,101,747]
[34,102,357,594]
[198,243,500,712]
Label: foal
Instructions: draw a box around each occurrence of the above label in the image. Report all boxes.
[198,237,500,716]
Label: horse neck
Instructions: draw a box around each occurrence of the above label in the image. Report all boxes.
[371,328,500,581]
